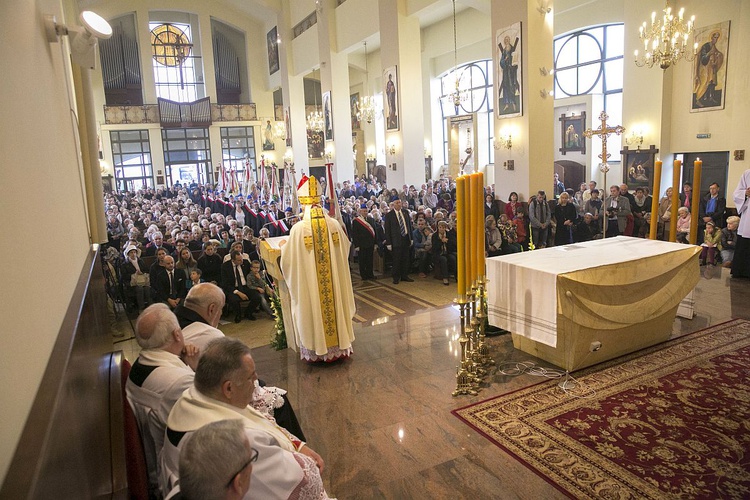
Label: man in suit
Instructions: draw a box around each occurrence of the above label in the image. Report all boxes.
[351,206,377,280]
[698,182,727,243]
[603,185,632,237]
[221,250,261,322]
[152,255,187,309]
[144,231,175,256]
[384,199,414,284]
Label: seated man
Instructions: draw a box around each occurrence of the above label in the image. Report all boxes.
[574,212,602,242]
[126,304,200,497]
[153,255,187,309]
[173,419,257,500]
[221,250,261,322]
[162,338,330,498]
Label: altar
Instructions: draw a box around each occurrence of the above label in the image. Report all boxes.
[486,236,701,371]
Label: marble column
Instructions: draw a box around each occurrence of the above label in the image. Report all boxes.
[491,0,554,201]
[378,0,426,189]
[316,0,355,184]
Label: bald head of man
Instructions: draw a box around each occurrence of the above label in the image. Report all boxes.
[135,303,184,355]
[183,283,226,328]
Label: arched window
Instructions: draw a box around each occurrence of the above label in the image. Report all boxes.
[150,22,205,102]
[439,59,495,167]
[554,24,624,128]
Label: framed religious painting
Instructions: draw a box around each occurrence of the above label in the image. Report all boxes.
[267,26,280,75]
[383,66,399,131]
[350,93,361,130]
[559,112,586,155]
[691,21,730,113]
[322,91,333,141]
[621,145,659,192]
[496,22,522,118]
[284,107,292,147]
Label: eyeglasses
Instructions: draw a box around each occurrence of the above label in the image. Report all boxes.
[226,447,258,488]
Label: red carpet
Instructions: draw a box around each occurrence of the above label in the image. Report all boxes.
[453,319,750,499]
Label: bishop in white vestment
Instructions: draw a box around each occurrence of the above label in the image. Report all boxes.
[280,176,356,362]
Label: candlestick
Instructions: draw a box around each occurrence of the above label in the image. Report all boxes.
[649,160,662,239]
[689,158,702,244]
[469,174,478,285]
[456,176,466,296]
[476,173,485,279]
[670,160,681,242]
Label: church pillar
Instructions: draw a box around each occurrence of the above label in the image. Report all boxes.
[491,0,554,201]
[277,6,309,173]
[378,0,426,189]
[317,0,355,184]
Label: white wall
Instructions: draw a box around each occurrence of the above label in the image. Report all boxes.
[0,0,93,484]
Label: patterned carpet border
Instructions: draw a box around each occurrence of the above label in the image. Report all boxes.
[452,319,750,500]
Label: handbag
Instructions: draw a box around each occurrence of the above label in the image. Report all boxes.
[130,272,150,287]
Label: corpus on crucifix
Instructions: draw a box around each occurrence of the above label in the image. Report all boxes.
[583,111,625,238]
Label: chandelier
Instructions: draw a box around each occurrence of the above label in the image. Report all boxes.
[444,0,468,112]
[357,42,376,124]
[306,89,324,132]
[634,1,696,70]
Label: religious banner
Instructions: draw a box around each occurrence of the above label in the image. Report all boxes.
[496,22,522,118]
[267,26,280,75]
[383,66,399,130]
[691,21,730,113]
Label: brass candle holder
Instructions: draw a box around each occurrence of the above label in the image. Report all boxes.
[453,298,478,396]
[468,285,486,379]
[475,277,495,366]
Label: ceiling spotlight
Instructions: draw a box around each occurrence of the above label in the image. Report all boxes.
[45,10,112,69]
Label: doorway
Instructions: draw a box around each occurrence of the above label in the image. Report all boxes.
[681,152,729,199]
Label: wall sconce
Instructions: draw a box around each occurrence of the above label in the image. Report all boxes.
[283,150,293,163]
[539,67,554,76]
[494,134,512,150]
[387,142,397,155]
[537,1,551,15]
[324,148,334,161]
[365,150,376,161]
[625,130,644,150]
[539,89,554,98]
[45,11,112,69]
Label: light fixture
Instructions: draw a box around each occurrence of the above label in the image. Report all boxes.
[356,42,377,125]
[537,2,552,15]
[540,89,554,98]
[365,150,376,161]
[634,1,696,70]
[324,147,334,161]
[443,0,469,112]
[387,142,397,155]
[495,134,512,150]
[539,66,554,76]
[274,122,286,140]
[626,130,644,150]
[307,87,324,132]
[283,149,294,163]
[45,10,112,69]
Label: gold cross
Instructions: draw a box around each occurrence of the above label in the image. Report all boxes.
[583,111,625,238]
[583,111,625,167]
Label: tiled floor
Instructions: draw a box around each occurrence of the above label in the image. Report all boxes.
[110,265,750,498]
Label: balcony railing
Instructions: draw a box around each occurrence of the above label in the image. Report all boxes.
[103,102,258,125]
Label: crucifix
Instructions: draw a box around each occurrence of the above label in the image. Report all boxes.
[583,111,625,238]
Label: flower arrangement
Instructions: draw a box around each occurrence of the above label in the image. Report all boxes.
[269,291,287,350]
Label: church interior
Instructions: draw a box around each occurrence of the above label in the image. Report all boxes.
[1,0,749,497]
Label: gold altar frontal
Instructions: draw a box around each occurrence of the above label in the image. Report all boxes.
[487,237,701,372]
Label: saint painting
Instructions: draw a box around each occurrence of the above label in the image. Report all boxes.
[496,23,522,118]
[691,21,730,112]
[267,27,280,75]
[262,120,275,151]
[323,91,333,141]
[384,66,399,130]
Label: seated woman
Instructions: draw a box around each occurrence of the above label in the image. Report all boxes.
[120,242,152,312]
[486,215,503,258]
[497,213,522,254]
[175,247,198,279]
[431,220,457,285]
[721,216,739,268]
[699,221,722,266]
[196,241,222,284]
[657,188,673,241]
[676,206,691,244]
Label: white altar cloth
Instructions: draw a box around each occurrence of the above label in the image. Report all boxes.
[487,236,700,350]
